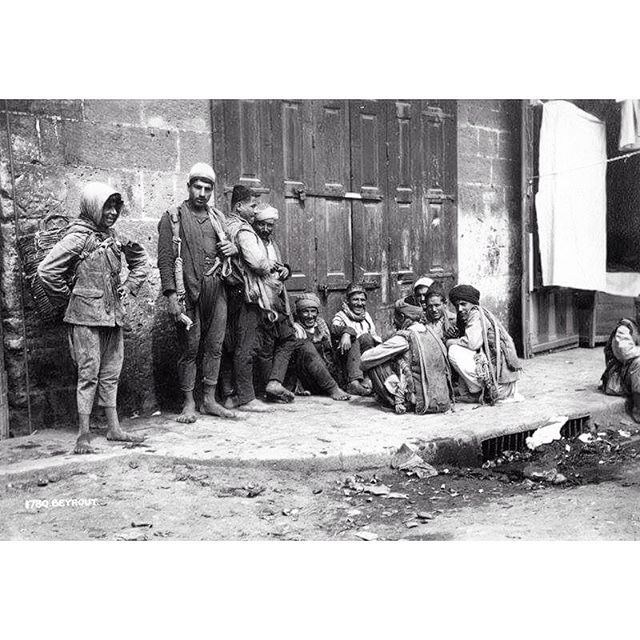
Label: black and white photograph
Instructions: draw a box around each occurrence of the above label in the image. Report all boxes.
[1,3,638,639]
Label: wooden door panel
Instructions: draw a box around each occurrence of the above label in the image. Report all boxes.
[350,100,388,322]
[270,100,314,292]
[387,100,419,300]
[311,101,350,195]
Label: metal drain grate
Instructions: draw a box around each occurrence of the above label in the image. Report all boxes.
[481,414,591,463]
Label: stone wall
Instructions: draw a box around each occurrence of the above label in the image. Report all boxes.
[0,100,215,434]
[456,100,522,346]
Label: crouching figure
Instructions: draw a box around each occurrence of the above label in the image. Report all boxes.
[361,297,453,414]
[601,301,640,422]
[446,284,522,404]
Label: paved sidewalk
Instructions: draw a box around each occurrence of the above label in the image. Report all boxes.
[0,347,629,478]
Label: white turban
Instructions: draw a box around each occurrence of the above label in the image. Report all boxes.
[188,162,216,185]
[413,276,434,291]
[255,205,279,222]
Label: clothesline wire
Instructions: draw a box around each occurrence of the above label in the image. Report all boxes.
[527,148,640,185]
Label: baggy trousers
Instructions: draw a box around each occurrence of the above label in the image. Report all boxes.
[233,302,263,404]
[255,317,297,393]
[68,324,124,415]
[177,273,227,392]
[288,340,339,395]
[337,333,377,383]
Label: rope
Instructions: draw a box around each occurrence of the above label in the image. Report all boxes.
[527,148,640,185]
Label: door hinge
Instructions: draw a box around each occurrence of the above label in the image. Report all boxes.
[311,133,316,149]
[314,236,318,251]
[385,142,389,164]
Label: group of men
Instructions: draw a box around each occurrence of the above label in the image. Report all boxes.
[36,162,524,454]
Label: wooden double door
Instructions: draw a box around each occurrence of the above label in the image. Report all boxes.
[212,99,457,333]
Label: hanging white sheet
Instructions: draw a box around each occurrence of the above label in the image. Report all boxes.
[535,100,607,292]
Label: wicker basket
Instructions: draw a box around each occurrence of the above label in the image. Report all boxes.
[17,213,69,323]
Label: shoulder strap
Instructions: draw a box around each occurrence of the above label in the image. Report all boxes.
[169,206,182,258]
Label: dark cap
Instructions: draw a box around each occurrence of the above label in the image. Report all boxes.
[231,185,255,210]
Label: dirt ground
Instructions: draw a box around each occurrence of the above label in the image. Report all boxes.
[2,425,640,541]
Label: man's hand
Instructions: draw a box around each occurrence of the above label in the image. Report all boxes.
[394,403,407,415]
[338,333,352,354]
[277,265,290,281]
[443,325,458,340]
[217,240,238,257]
[167,292,183,322]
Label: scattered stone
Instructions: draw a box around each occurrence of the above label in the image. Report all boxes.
[365,484,391,497]
[312,488,323,495]
[36,478,48,487]
[355,530,378,541]
[417,512,434,520]
[391,443,438,478]
[131,522,153,528]
[405,521,419,529]
[385,492,408,500]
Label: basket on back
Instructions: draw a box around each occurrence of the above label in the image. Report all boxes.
[17,213,69,323]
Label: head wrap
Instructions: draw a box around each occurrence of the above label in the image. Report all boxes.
[449,284,481,306]
[231,185,254,210]
[394,297,424,322]
[295,293,321,313]
[346,282,367,299]
[255,204,279,222]
[188,162,216,186]
[80,182,122,226]
[413,275,434,292]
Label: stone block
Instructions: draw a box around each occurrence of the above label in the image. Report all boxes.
[141,170,179,220]
[38,118,66,165]
[83,100,143,126]
[4,100,82,120]
[457,125,479,157]
[60,121,179,171]
[116,218,160,260]
[478,128,498,158]
[141,99,211,132]
[498,130,518,161]
[492,158,519,188]
[178,130,214,173]
[458,154,492,185]
[5,113,39,165]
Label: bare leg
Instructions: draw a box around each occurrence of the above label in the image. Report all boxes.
[105,407,145,442]
[176,391,198,424]
[74,413,95,454]
[201,384,237,419]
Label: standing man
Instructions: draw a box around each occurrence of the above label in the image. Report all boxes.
[38,182,149,454]
[252,204,296,402]
[446,284,522,404]
[224,186,290,412]
[157,163,237,423]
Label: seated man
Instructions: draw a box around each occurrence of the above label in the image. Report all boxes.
[421,285,459,340]
[446,284,522,404]
[601,302,640,422]
[331,282,382,396]
[361,298,453,414]
[289,293,350,401]
[409,275,434,307]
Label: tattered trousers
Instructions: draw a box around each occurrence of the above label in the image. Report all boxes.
[68,325,124,414]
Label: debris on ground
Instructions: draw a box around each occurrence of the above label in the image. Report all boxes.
[391,443,439,478]
[355,530,378,541]
[485,425,640,485]
[525,415,568,450]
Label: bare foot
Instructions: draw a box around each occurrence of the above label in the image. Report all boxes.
[201,397,237,419]
[224,396,239,410]
[106,427,145,443]
[74,434,95,455]
[329,386,350,401]
[176,398,197,424]
[265,380,295,403]
[347,380,371,396]
[237,399,276,413]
